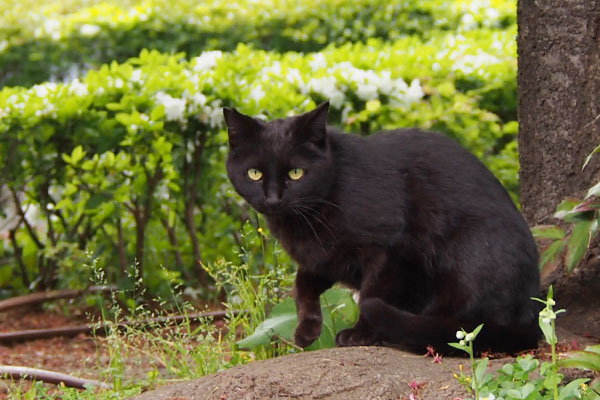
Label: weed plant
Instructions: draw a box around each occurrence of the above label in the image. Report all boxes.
[1,224,294,399]
[449,287,599,400]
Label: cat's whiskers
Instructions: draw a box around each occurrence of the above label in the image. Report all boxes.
[291,207,327,254]
[293,204,336,242]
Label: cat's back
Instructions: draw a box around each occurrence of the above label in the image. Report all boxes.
[327,128,524,240]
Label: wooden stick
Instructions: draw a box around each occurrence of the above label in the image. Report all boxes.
[0,365,111,389]
[0,285,116,313]
[0,310,237,343]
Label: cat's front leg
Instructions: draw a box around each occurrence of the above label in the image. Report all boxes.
[293,268,333,348]
[336,249,388,347]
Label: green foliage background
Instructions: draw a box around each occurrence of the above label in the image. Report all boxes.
[0,0,519,298]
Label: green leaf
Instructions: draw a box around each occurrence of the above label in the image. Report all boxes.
[585,181,600,199]
[473,357,489,386]
[554,199,582,222]
[448,342,470,353]
[565,220,593,272]
[531,225,565,240]
[471,323,484,339]
[85,194,110,210]
[560,345,600,371]
[70,145,85,165]
[539,240,565,271]
[236,288,358,350]
[583,143,600,171]
[558,378,589,400]
[517,356,538,373]
[538,316,557,345]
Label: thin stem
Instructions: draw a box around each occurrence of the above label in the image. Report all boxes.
[551,320,558,400]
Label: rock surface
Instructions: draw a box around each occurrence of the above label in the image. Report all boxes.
[132,346,471,400]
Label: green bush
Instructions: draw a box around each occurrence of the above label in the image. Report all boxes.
[0,0,516,87]
[0,26,518,296]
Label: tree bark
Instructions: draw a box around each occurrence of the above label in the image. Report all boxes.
[518,0,600,225]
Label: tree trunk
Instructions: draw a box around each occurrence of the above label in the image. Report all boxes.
[518,0,600,225]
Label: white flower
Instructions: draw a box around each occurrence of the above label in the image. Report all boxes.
[114,78,124,89]
[460,13,477,30]
[309,53,327,71]
[68,79,88,97]
[192,92,207,107]
[155,91,187,122]
[456,331,465,340]
[264,61,282,75]
[356,82,378,100]
[44,19,61,35]
[329,90,345,108]
[80,24,101,37]
[285,67,303,85]
[130,69,143,83]
[465,333,474,342]
[479,394,496,400]
[304,76,345,107]
[404,79,425,104]
[250,85,265,104]
[32,82,57,98]
[193,51,222,71]
[199,100,224,128]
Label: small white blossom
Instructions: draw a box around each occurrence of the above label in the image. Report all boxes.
[114,78,124,89]
[130,69,143,83]
[465,333,474,342]
[192,92,207,107]
[456,331,465,340]
[460,13,477,30]
[207,101,224,128]
[44,19,61,35]
[304,77,345,107]
[68,79,88,97]
[33,82,57,98]
[155,91,187,122]
[193,51,222,71]
[250,85,265,104]
[356,82,378,100]
[309,53,327,71]
[404,79,425,104]
[80,24,101,37]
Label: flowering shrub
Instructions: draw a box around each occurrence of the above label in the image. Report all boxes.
[0,27,519,294]
[0,0,515,87]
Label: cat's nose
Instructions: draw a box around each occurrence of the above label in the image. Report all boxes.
[265,194,281,208]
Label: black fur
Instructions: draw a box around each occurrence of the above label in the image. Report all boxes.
[223,102,540,354]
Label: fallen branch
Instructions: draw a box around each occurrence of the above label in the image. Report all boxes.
[0,310,237,343]
[0,365,111,389]
[0,285,116,313]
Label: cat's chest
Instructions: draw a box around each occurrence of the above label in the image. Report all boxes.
[266,215,362,286]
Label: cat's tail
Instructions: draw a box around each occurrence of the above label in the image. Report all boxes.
[348,297,540,354]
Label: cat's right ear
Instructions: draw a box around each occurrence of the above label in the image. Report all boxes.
[223,108,260,148]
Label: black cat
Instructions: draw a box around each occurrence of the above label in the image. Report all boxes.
[223,101,540,353]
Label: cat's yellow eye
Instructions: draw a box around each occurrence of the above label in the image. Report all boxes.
[247,168,263,181]
[288,168,304,181]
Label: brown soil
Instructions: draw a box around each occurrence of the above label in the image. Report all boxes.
[0,263,598,399]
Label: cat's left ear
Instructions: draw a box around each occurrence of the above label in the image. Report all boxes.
[297,101,329,147]
[223,107,261,148]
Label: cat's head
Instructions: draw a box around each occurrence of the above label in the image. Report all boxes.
[223,102,335,216]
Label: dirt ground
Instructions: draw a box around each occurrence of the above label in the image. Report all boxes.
[0,263,599,399]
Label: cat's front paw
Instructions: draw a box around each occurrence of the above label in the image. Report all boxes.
[335,327,377,347]
[294,317,322,348]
